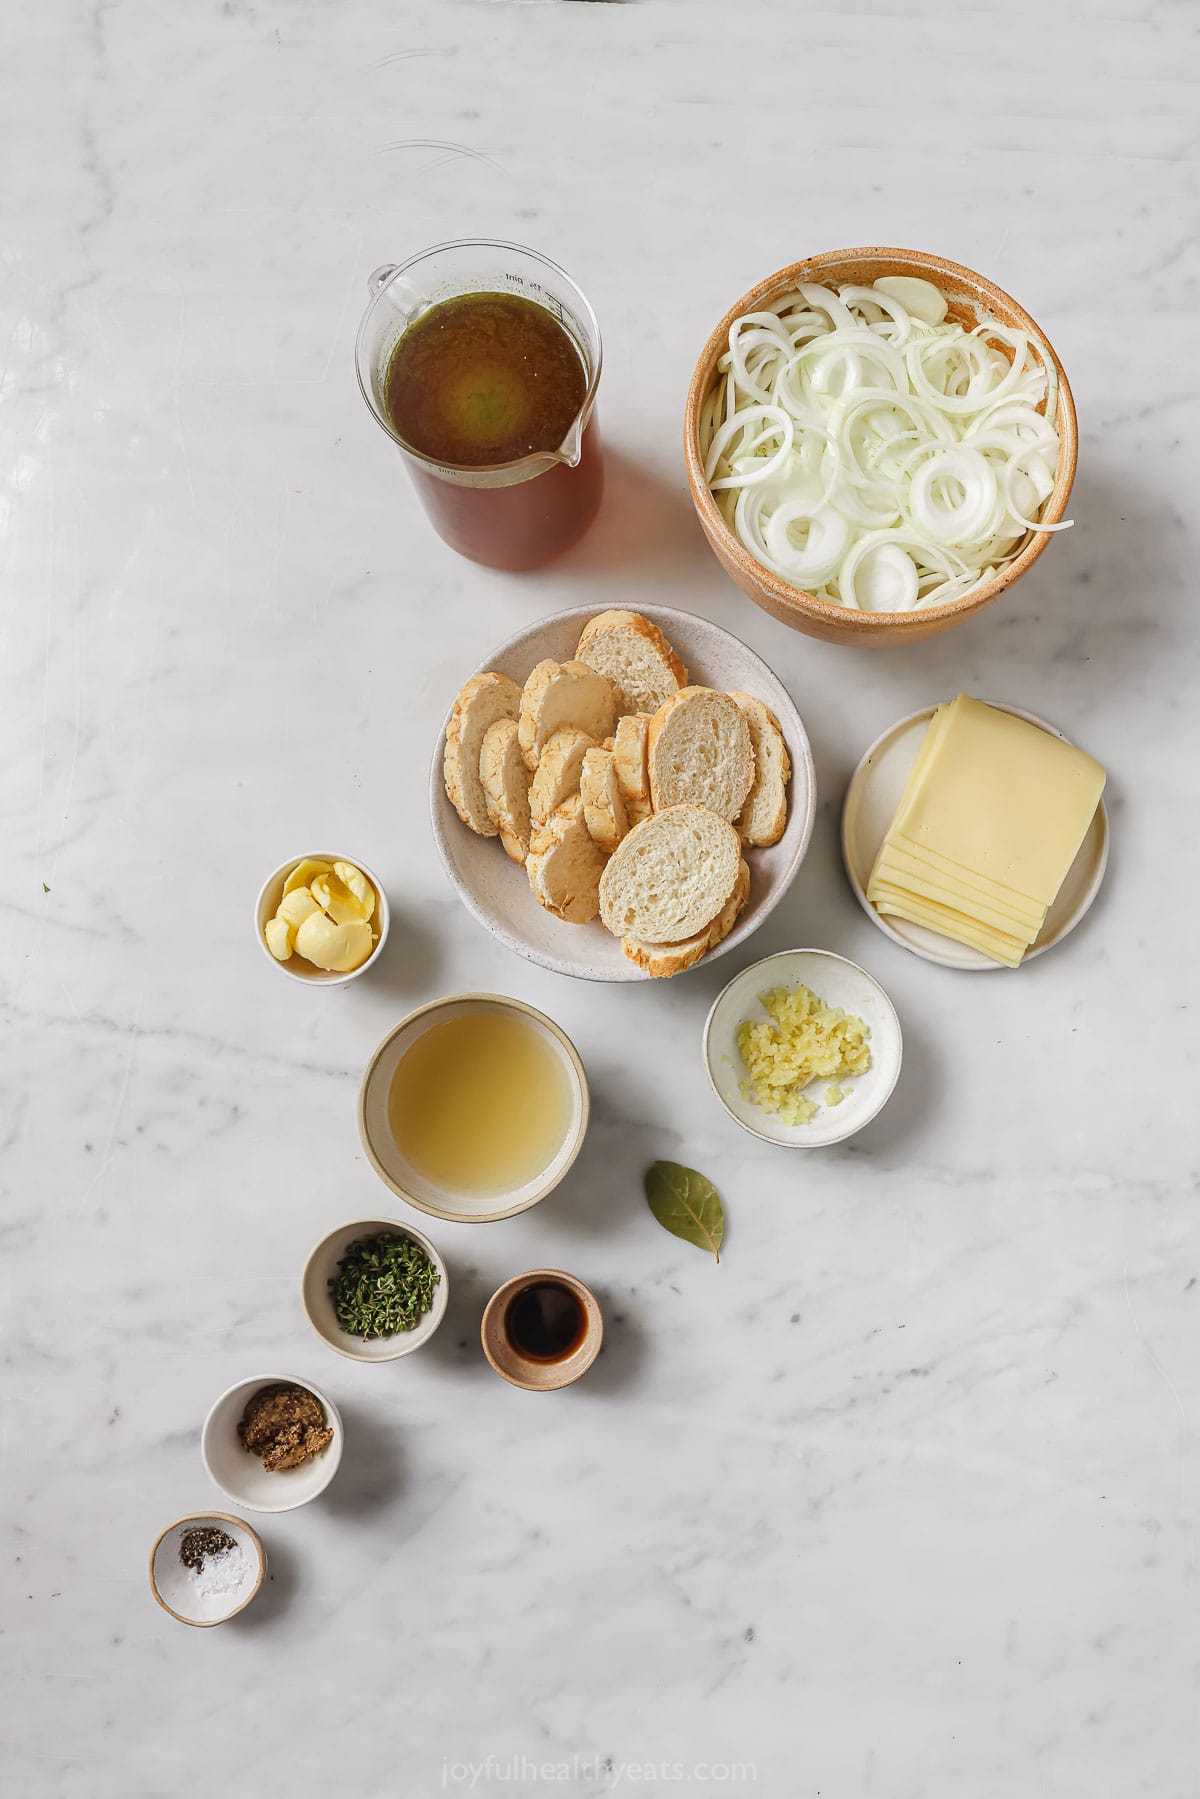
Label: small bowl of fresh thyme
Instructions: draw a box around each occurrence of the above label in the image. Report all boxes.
[302,1218,449,1362]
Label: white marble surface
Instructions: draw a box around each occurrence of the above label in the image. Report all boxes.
[4,2,1199,1794]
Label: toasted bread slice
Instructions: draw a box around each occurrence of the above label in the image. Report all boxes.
[729,692,791,847]
[599,804,742,944]
[529,727,596,826]
[613,712,653,826]
[518,659,618,771]
[575,610,688,716]
[526,796,608,925]
[444,671,522,836]
[480,717,533,865]
[623,858,750,977]
[580,746,629,853]
[647,687,756,822]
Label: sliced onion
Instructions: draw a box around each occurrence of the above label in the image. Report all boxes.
[700,277,1071,611]
[854,541,920,611]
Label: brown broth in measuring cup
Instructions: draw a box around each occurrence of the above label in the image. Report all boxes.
[383,292,603,571]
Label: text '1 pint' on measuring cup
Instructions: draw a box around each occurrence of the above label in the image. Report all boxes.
[356,240,604,572]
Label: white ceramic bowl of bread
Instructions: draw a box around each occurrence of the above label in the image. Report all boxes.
[431,605,816,982]
[358,994,589,1223]
[254,852,389,986]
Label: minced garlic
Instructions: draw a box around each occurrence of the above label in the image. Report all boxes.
[736,985,871,1126]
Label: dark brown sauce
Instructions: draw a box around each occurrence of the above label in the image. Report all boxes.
[505,1281,587,1364]
[384,292,587,466]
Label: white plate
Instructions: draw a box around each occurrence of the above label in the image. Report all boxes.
[841,701,1109,971]
[430,604,816,982]
[704,949,903,1148]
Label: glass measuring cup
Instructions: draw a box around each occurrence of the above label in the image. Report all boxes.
[356,240,604,571]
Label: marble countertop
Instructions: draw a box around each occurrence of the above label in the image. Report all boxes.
[4,2,1198,1794]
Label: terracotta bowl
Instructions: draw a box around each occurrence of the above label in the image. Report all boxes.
[684,247,1077,647]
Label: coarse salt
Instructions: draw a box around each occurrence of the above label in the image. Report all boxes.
[192,1543,249,1599]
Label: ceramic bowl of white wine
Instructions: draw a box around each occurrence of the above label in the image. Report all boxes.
[357,993,589,1224]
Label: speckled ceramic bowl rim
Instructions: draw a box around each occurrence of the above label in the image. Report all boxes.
[480,1267,604,1390]
[357,993,590,1223]
[702,948,904,1148]
[253,851,390,987]
[684,246,1078,633]
[300,1216,450,1362]
[429,602,817,979]
[148,1510,266,1628]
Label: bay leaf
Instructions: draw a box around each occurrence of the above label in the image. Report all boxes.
[644,1161,725,1263]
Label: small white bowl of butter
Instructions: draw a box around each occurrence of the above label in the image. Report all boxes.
[255,852,389,985]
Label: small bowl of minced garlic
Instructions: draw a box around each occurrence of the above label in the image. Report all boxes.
[704,948,903,1148]
[255,853,389,984]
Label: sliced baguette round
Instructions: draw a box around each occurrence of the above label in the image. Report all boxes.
[613,712,653,826]
[529,727,596,826]
[729,692,791,847]
[580,746,628,853]
[598,804,742,944]
[575,610,688,716]
[647,687,755,822]
[444,671,522,837]
[518,659,618,771]
[526,795,608,925]
[622,858,750,978]
[479,717,533,865]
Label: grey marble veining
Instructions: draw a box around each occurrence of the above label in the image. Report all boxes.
[3,1,1199,1795]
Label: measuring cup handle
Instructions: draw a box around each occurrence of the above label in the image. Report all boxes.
[367,264,397,298]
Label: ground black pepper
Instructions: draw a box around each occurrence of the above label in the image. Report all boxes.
[179,1526,237,1570]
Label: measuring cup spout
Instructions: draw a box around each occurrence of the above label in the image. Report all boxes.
[558,416,585,469]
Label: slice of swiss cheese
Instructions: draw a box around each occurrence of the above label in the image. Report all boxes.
[887,695,1105,905]
[871,703,1047,910]
[872,848,1046,938]
[871,883,1030,964]
[876,839,1047,923]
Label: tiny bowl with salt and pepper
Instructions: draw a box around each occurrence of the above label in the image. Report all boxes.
[149,1511,266,1627]
[201,1374,344,1513]
[301,1217,450,1363]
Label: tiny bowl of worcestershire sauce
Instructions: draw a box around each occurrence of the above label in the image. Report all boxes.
[481,1269,603,1391]
[355,239,604,572]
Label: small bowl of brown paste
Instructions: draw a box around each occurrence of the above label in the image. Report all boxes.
[202,1374,343,1512]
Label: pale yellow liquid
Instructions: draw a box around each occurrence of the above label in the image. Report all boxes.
[387,1012,573,1195]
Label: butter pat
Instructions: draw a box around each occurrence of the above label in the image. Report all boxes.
[265,858,379,973]
[867,696,1105,966]
[295,910,374,973]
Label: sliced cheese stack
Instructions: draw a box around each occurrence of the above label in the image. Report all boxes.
[866,695,1105,967]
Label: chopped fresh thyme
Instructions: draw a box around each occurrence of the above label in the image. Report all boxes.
[327,1231,440,1339]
